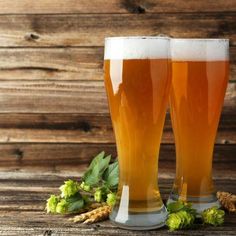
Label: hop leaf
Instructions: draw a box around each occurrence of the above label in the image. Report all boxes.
[167,201,196,217]
[103,161,119,190]
[46,195,60,213]
[202,207,225,226]
[59,179,79,198]
[167,201,185,213]
[166,210,195,231]
[106,192,116,206]
[83,152,111,186]
[66,192,85,213]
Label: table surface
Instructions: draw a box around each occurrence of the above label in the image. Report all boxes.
[0,171,235,236]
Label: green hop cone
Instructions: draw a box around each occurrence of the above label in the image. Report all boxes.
[202,207,225,226]
[166,210,195,231]
[59,179,79,198]
[106,192,116,206]
[94,187,109,203]
[166,212,182,231]
[46,195,60,213]
[56,199,69,214]
[94,188,103,202]
[80,181,91,192]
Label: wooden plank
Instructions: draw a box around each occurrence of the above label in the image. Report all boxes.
[0,203,234,235]
[0,173,235,210]
[0,81,234,114]
[0,143,235,178]
[0,0,235,14]
[0,80,108,113]
[0,111,235,144]
[0,47,235,81]
[0,179,235,211]
[0,14,234,47]
[0,48,103,81]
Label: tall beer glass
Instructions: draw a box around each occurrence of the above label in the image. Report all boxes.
[168,39,229,212]
[104,37,171,229]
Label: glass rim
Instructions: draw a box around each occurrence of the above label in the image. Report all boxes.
[171,38,229,42]
[105,36,170,41]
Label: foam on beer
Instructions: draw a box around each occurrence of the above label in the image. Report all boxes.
[104,37,170,60]
[171,39,229,61]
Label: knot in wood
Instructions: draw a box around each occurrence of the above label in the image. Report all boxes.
[24,32,40,41]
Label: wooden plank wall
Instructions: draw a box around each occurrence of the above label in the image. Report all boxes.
[0,0,235,176]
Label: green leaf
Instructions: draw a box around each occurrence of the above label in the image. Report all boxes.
[83,164,100,186]
[87,151,105,171]
[67,198,84,212]
[167,201,185,213]
[167,201,197,217]
[66,192,83,202]
[83,152,111,186]
[103,161,119,189]
[57,192,84,214]
[99,154,112,174]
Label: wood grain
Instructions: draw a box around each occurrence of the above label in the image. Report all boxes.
[0,48,103,81]
[0,14,234,47]
[0,111,235,144]
[0,47,235,81]
[0,81,234,114]
[0,0,235,14]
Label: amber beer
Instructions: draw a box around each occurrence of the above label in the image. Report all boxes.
[104,37,171,229]
[169,39,229,211]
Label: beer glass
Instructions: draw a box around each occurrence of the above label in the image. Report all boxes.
[168,39,229,212]
[104,37,171,229]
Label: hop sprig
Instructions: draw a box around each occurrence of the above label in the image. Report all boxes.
[166,210,195,231]
[46,152,119,215]
[202,206,225,226]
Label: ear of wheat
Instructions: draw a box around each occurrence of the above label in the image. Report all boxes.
[71,205,111,224]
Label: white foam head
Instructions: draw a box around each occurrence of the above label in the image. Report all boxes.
[171,39,229,61]
[104,36,170,60]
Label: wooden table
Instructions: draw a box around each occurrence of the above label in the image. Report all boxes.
[0,171,235,236]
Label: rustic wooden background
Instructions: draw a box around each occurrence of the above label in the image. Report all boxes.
[0,0,235,178]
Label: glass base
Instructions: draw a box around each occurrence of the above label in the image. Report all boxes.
[109,204,167,230]
[167,192,221,213]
